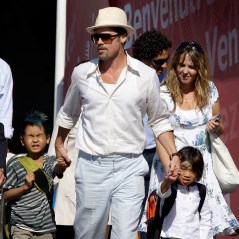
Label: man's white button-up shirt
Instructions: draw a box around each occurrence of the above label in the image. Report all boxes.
[57,54,172,155]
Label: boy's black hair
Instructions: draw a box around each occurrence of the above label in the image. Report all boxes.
[20,110,50,136]
[178,146,204,181]
[132,28,172,61]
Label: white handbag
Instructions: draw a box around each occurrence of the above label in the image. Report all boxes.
[209,132,239,193]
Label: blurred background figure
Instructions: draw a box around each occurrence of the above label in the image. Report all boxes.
[0,58,14,171]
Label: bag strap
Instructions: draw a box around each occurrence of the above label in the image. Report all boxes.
[18,156,40,172]
[152,183,178,239]
[146,190,161,239]
[161,182,178,217]
[17,156,50,194]
[146,189,159,220]
[196,182,206,214]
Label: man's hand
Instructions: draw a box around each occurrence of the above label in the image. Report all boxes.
[161,167,180,194]
[168,155,181,176]
[57,157,71,169]
[165,167,180,182]
[55,143,71,165]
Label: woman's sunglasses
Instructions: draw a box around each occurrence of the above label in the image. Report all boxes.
[91,33,120,44]
[176,41,204,53]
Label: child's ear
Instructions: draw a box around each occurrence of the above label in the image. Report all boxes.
[20,136,24,146]
[46,134,51,144]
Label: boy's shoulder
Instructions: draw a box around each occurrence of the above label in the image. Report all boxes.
[7,154,56,169]
[6,153,27,168]
[194,182,206,191]
[176,182,206,195]
[44,154,56,166]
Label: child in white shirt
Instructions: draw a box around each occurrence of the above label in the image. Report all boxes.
[157,146,213,239]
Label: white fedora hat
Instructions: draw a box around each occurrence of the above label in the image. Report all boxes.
[86,7,135,36]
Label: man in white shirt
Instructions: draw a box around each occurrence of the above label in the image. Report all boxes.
[0,58,13,170]
[54,7,180,239]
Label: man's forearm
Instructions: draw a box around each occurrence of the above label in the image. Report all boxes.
[157,131,181,171]
[55,126,71,147]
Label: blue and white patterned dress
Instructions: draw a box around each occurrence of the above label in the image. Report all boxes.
[138,81,239,235]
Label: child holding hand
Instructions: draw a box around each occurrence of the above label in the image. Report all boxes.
[156,146,212,239]
[4,110,70,239]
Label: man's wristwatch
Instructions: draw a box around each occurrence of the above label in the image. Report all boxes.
[169,152,181,161]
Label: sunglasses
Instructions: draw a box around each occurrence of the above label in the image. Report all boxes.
[176,41,204,53]
[152,56,169,67]
[91,33,120,44]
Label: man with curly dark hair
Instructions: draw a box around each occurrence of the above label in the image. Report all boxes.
[132,28,172,81]
[132,29,172,239]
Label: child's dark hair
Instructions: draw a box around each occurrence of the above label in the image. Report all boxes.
[20,110,50,136]
[178,146,204,181]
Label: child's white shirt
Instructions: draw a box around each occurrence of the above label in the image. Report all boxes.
[157,183,213,239]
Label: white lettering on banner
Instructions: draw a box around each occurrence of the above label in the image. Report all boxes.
[124,0,215,48]
[205,26,238,75]
[151,0,160,29]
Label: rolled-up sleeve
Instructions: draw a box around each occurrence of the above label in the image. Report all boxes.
[146,73,173,138]
[56,69,82,129]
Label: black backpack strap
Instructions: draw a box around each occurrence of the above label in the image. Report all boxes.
[196,182,206,214]
[154,182,178,238]
[161,182,177,218]
[146,183,178,239]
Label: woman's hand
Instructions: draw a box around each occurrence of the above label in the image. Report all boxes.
[207,115,223,136]
[207,117,221,133]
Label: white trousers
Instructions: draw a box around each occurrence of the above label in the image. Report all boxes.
[74,151,149,239]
